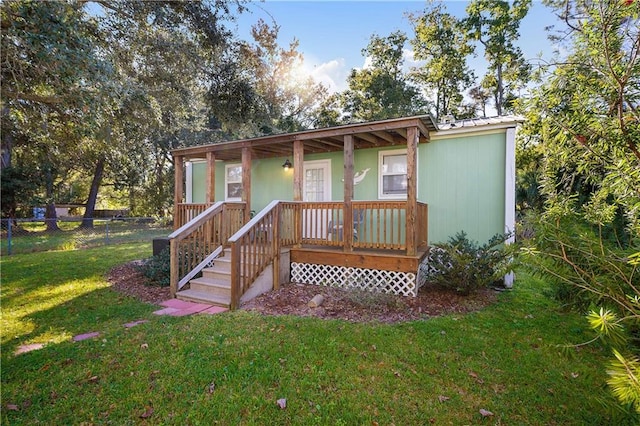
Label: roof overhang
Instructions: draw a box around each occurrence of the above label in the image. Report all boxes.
[171,115,437,161]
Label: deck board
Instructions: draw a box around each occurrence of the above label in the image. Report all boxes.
[290,246,429,273]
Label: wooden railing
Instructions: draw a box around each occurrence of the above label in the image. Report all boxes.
[228,201,298,309]
[168,202,245,296]
[299,201,428,251]
[174,203,212,230]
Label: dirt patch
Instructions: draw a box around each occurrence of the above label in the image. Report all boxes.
[107,262,500,323]
[107,261,170,304]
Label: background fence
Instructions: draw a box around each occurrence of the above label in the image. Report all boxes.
[1,218,172,256]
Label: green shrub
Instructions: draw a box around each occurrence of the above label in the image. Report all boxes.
[140,247,171,287]
[425,231,512,295]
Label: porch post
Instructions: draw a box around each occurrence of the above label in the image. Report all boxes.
[406,127,418,256]
[242,146,252,223]
[206,151,216,204]
[173,155,184,230]
[293,140,304,201]
[343,134,354,252]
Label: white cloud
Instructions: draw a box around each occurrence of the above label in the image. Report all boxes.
[304,57,350,94]
[402,48,424,71]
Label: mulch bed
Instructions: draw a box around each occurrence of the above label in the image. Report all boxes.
[107,261,171,304]
[107,261,500,323]
[241,282,499,323]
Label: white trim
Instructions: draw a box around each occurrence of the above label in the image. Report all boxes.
[504,127,517,288]
[431,127,511,140]
[378,148,409,200]
[225,163,242,201]
[303,159,332,202]
[185,161,193,204]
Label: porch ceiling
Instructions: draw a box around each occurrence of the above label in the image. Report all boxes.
[171,115,438,161]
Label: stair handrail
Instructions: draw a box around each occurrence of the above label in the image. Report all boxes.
[169,201,245,296]
[227,200,283,309]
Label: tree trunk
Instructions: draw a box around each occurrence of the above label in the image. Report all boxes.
[44,164,60,231]
[81,157,105,229]
[495,63,504,116]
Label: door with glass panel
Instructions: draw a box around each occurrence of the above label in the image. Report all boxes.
[302,160,331,239]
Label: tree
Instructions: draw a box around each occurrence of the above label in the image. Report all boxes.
[1,0,111,228]
[468,85,492,117]
[235,19,328,135]
[522,0,640,415]
[464,0,532,115]
[409,1,475,119]
[339,32,429,122]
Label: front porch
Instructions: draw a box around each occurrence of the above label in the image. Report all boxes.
[169,200,429,309]
[170,116,436,309]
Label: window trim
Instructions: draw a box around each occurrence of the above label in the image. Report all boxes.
[224,163,242,201]
[378,148,409,200]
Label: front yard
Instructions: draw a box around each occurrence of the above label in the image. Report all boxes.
[0,243,627,424]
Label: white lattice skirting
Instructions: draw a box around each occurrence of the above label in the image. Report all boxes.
[291,262,421,297]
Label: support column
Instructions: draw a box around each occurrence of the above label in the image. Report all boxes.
[173,155,184,230]
[293,140,304,201]
[343,135,354,252]
[293,140,304,247]
[406,127,419,256]
[206,151,216,204]
[242,146,252,223]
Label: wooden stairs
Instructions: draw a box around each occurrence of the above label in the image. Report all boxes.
[176,248,234,308]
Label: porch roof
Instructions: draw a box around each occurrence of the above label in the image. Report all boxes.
[171,115,438,161]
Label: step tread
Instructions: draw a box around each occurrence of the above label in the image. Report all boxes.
[202,266,232,276]
[189,276,231,289]
[176,289,230,307]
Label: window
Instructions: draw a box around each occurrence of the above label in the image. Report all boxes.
[225,164,242,201]
[378,149,408,199]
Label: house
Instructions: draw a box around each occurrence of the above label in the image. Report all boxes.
[169,115,522,309]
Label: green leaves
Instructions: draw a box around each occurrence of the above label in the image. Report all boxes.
[587,308,626,346]
[338,32,428,122]
[463,0,532,115]
[607,350,640,414]
[409,2,475,119]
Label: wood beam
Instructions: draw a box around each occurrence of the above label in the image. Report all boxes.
[372,131,397,144]
[293,140,304,201]
[355,132,380,145]
[310,138,343,149]
[302,140,334,151]
[343,134,354,252]
[406,127,418,256]
[241,147,251,223]
[206,152,215,204]
[173,155,184,229]
[416,120,431,141]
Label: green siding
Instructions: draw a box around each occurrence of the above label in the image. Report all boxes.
[188,131,507,245]
[419,133,505,244]
[191,161,207,203]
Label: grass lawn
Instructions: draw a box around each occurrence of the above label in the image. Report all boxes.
[1,221,171,255]
[0,243,630,424]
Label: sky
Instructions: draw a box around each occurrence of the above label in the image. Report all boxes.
[231,0,562,94]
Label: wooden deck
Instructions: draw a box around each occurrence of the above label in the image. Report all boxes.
[170,200,430,308]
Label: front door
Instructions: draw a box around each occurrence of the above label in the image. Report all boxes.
[302,160,331,239]
[303,160,331,202]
